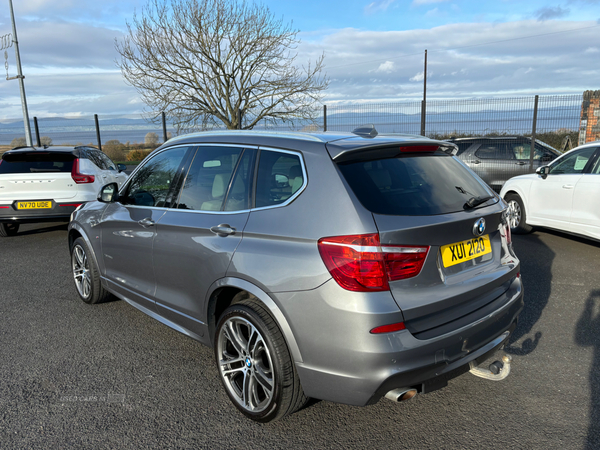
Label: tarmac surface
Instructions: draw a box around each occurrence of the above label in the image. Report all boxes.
[1,222,599,449]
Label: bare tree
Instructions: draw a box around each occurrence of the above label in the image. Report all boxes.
[115,0,328,131]
[145,132,159,146]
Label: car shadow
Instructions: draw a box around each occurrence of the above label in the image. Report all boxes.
[504,234,555,356]
[15,222,69,236]
[574,290,600,448]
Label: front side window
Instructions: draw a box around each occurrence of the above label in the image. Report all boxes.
[255,150,304,208]
[121,146,190,207]
[549,147,597,175]
[176,146,247,211]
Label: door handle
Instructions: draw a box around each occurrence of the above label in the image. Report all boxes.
[562,185,574,190]
[138,218,155,227]
[470,160,481,164]
[516,161,526,166]
[210,224,236,237]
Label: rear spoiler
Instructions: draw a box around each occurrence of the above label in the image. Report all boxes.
[328,140,459,163]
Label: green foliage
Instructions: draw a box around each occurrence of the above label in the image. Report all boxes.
[126,149,153,162]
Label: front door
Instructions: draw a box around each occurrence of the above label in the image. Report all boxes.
[99,145,194,310]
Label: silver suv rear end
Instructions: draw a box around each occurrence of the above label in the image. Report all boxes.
[68,130,523,422]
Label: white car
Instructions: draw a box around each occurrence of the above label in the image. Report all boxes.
[0,145,128,237]
[500,141,600,240]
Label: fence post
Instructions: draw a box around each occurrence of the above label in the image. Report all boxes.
[530,95,539,172]
[33,117,41,147]
[94,114,102,151]
[420,100,426,136]
[162,111,168,142]
[323,105,327,132]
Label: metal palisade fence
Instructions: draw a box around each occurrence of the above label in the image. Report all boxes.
[0,93,593,159]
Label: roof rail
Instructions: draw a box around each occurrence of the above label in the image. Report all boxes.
[352,124,378,138]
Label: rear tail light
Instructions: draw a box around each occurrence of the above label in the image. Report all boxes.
[71,158,95,184]
[317,233,429,292]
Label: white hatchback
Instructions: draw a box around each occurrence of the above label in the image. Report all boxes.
[500,141,600,240]
[0,146,128,237]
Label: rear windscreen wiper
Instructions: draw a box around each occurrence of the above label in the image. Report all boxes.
[464,195,495,209]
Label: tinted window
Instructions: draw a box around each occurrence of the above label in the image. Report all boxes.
[122,147,189,207]
[85,150,105,169]
[339,154,495,216]
[475,144,514,160]
[0,152,74,173]
[176,146,244,211]
[453,142,473,156]
[255,151,304,208]
[97,151,117,170]
[549,147,597,175]
[224,149,255,211]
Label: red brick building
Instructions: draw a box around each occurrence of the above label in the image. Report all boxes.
[579,90,600,145]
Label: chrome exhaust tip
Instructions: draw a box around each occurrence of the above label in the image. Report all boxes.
[385,387,418,402]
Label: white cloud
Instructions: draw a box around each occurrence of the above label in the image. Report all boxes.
[410,71,425,82]
[373,61,396,73]
[585,47,600,53]
[364,0,396,15]
[412,0,449,5]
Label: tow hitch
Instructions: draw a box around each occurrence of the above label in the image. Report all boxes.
[469,354,512,381]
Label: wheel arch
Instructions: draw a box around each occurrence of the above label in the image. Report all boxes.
[206,277,303,364]
[502,188,530,220]
[67,223,103,277]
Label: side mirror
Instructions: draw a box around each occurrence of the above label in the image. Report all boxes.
[117,163,127,173]
[98,182,120,203]
[536,165,549,179]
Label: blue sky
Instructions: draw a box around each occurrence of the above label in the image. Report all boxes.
[0,0,599,118]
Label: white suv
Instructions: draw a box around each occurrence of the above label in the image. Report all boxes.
[0,146,128,237]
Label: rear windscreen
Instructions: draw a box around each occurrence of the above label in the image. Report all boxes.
[339,154,495,216]
[0,152,74,174]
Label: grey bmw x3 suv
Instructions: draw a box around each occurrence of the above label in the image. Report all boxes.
[68,129,523,422]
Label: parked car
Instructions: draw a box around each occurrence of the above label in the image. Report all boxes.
[68,129,523,422]
[501,141,600,240]
[446,136,561,192]
[0,146,127,237]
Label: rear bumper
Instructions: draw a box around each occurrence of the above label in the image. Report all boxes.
[280,274,523,407]
[0,202,84,223]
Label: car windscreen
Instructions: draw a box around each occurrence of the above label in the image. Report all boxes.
[0,152,75,174]
[338,153,496,216]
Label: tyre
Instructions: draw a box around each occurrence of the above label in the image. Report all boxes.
[505,193,532,234]
[214,295,307,422]
[0,223,19,237]
[70,237,112,304]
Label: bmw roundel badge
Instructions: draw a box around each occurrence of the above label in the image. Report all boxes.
[473,218,486,237]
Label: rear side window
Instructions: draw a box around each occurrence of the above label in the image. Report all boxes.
[339,153,494,216]
[255,150,304,208]
[0,152,74,173]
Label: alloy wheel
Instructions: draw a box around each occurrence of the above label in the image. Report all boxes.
[507,199,522,229]
[72,244,92,300]
[217,316,275,413]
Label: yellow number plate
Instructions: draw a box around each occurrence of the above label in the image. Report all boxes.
[441,235,492,268]
[17,201,52,210]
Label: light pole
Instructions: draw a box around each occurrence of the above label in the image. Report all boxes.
[7,0,32,146]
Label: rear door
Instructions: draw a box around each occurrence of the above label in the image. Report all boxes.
[152,145,256,336]
[337,151,517,339]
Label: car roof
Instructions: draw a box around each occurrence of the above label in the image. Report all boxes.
[161,130,455,159]
[2,145,97,158]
